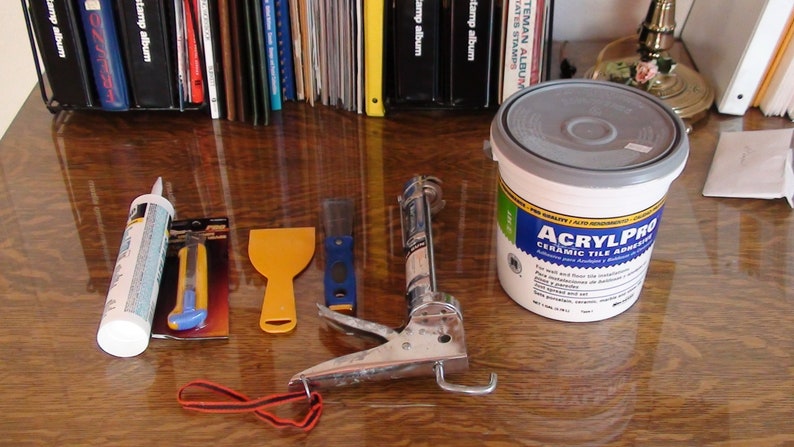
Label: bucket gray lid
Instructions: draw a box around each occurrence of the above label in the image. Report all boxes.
[491,80,689,188]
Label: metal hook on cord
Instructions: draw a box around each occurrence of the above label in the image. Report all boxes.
[299,375,312,401]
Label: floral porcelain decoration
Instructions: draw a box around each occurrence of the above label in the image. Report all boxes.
[603,55,677,91]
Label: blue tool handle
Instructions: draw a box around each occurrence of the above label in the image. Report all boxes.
[324,235,356,314]
[168,290,208,330]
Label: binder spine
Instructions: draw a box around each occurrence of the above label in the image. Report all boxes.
[448,0,495,107]
[500,0,537,102]
[249,0,272,125]
[218,0,237,120]
[262,0,282,110]
[529,0,546,85]
[27,0,96,108]
[229,0,248,121]
[363,0,385,116]
[183,0,204,104]
[172,0,186,108]
[287,0,305,101]
[392,0,441,103]
[78,0,130,111]
[274,0,296,101]
[198,0,222,117]
[115,0,177,108]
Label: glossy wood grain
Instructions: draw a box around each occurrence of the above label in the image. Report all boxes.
[1,55,793,445]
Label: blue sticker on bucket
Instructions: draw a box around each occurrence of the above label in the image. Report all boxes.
[497,178,666,269]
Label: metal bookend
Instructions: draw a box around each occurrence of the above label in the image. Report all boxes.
[289,176,496,395]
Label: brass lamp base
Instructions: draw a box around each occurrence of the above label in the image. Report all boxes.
[585,57,714,128]
[582,0,714,130]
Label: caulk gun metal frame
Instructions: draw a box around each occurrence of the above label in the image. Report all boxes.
[288,175,497,395]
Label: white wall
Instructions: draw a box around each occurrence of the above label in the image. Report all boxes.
[1,0,694,140]
[553,0,694,41]
[1,2,39,140]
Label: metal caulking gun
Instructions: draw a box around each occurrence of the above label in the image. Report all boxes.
[289,175,497,395]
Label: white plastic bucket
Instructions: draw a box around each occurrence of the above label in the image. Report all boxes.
[489,80,688,322]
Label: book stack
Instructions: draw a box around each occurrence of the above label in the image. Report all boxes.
[23,0,554,123]
[498,0,552,103]
[754,9,794,118]
[388,0,553,109]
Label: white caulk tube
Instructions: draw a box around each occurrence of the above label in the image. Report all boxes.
[97,178,174,357]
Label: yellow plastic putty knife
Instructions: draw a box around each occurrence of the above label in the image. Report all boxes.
[248,227,315,333]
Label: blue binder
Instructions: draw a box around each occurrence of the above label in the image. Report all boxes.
[77,0,130,110]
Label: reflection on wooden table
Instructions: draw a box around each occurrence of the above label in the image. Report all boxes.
[0,64,792,445]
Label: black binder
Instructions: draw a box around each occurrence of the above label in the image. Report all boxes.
[448,0,496,107]
[241,0,271,125]
[115,0,178,108]
[391,0,441,104]
[27,0,96,108]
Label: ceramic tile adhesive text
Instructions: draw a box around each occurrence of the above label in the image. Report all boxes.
[489,80,689,322]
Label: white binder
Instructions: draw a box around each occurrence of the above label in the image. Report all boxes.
[681,0,794,115]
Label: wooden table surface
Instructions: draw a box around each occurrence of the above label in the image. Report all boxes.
[1,54,793,445]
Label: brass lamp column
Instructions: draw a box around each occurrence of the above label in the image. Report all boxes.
[587,0,713,127]
[638,0,676,60]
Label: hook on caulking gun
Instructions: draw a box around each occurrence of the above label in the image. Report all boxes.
[288,175,497,395]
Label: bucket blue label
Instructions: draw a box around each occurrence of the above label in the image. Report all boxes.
[497,178,666,269]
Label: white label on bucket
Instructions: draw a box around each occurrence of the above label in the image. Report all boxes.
[624,142,653,153]
[496,178,665,322]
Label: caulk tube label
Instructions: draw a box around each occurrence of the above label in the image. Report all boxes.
[97,182,174,357]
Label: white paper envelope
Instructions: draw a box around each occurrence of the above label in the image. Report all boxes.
[703,128,794,208]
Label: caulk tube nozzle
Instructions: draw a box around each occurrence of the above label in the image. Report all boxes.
[97,179,175,357]
[150,176,163,196]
